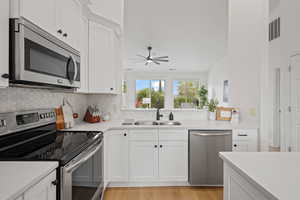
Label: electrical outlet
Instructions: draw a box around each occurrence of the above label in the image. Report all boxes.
[249,108,257,117]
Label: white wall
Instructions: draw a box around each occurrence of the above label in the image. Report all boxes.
[207,57,229,106]
[228,0,269,151]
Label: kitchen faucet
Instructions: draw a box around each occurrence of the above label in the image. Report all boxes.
[156,108,163,121]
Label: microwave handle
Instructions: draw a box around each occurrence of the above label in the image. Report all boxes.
[72,56,78,83]
[66,56,77,84]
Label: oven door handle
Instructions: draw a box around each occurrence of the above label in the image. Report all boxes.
[65,140,103,173]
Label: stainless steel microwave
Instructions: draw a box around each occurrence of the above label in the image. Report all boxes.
[9,18,80,88]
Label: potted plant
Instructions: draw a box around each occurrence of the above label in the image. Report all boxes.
[199,86,208,109]
[208,99,219,120]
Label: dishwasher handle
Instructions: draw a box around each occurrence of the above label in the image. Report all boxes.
[191,132,232,137]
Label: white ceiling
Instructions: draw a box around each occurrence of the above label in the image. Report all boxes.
[123,0,228,72]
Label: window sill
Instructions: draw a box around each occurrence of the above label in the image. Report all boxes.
[121,108,208,112]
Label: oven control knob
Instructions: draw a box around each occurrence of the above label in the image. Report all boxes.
[39,114,44,119]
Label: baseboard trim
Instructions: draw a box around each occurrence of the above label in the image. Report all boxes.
[107,181,190,188]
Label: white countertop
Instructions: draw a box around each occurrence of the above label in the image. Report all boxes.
[66,120,258,132]
[220,152,300,200]
[0,161,58,200]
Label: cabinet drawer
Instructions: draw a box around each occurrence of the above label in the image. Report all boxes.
[129,129,158,141]
[233,129,257,141]
[159,129,188,141]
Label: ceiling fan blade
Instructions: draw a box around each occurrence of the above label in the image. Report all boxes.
[153,58,169,62]
[137,54,147,59]
[153,56,169,59]
[153,60,160,65]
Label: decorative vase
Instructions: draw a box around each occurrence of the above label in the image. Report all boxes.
[209,111,216,121]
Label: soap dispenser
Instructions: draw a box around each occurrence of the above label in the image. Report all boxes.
[169,112,174,121]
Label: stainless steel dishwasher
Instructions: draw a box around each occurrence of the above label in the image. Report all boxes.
[189,130,232,186]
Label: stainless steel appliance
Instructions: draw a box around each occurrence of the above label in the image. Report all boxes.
[9,18,80,88]
[0,109,104,200]
[189,130,232,186]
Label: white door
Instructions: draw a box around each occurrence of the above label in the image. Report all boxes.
[108,130,129,182]
[290,55,300,151]
[0,0,9,87]
[21,0,57,36]
[158,141,188,181]
[89,21,116,94]
[129,141,158,181]
[24,171,56,200]
[56,0,81,50]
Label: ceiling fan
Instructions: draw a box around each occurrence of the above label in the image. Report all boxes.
[137,46,169,66]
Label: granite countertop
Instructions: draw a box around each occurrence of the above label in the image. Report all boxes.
[65,120,258,132]
[220,152,300,200]
[0,161,58,200]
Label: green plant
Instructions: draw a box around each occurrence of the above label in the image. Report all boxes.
[208,99,219,112]
[199,86,208,109]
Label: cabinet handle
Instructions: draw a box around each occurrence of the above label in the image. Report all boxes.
[124,133,127,136]
[51,180,58,186]
[1,74,9,79]
[154,145,158,148]
[57,29,63,34]
[63,33,68,37]
[160,145,163,148]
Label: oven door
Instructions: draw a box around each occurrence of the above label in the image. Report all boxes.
[61,140,104,200]
[10,18,80,88]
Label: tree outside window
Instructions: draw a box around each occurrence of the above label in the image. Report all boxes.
[135,80,165,109]
[173,80,206,109]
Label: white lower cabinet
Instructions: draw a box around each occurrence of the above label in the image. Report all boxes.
[23,170,57,200]
[107,128,188,185]
[232,129,258,152]
[224,163,271,200]
[107,130,129,182]
[129,141,158,181]
[158,141,188,181]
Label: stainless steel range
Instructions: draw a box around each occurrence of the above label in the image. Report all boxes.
[0,109,104,200]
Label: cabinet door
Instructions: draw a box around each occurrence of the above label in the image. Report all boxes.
[14,196,23,200]
[158,141,188,181]
[24,170,56,200]
[20,0,57,36]
[89,21,116,94]
[232,141,249,152]
[108,130,129,182]
[129,141,158,181]
[0,0,9,87]
[56,0,81,50]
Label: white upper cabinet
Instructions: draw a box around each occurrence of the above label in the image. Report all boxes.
[11,0,82,50]
[56,0,81,50]
[88,0,124,26]
[15,0,57,36]
[88,21,117,94]
[0,0,9,87]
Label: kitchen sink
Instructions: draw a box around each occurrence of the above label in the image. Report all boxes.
[159,121,182,126]
[134,121,159,125]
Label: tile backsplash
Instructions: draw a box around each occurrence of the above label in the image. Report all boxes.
[0,87,88,120]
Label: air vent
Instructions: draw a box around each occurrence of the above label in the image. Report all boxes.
[269,17,280,41]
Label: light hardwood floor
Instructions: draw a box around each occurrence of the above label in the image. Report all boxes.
[104,187,223,200]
